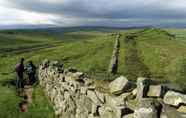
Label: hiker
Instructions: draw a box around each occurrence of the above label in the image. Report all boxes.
[27,61,36,85]
[15,58,25,92]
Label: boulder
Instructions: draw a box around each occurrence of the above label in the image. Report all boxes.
[108,106,133,118]
[91,104,99,116]
[87,90,102,105]
[177,105,186,113]
[98,105,132,118]
[163,91,186,106]
[85,79,94,86]
[99,106,116,118]
[115,106,134,118]
[105,94,124,107]
[161,104,186,118]
[73,72,84,78]
[76,95,93,118]
[147,85,163,97]
[109,76,131,94]
[122,114,134,118]
[134,107,157,118]
[136,77,149,101]
[134,98,162,118]
[80,87,87,94]
[95,90,105,103]
[87,85,96,90]
[41,59,50,69]
[66,72,85,83]
[88,114,100,118]
[132,88,137,96]
[63,97,76,116]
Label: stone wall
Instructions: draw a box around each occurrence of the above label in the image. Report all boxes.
[108,33,120,74]
[39,60,186,118]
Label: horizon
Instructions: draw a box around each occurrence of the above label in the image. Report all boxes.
[1,24,186,30]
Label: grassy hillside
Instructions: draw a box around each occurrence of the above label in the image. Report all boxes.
[0,30,116,118]
[130,28,186,89]
[1,28,186,117]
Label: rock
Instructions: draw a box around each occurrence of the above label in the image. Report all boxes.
[85,79,94,86]
[87,85,96,90]
[73,72,84,78]
[136,77,149,101]
[105,93,134,118]
[180,114,186,118]
[95,90,105,103]
[160,114,168,118]
[80,87,87,94]
[161,104,186,118]
[109,76,131,95]
[147,85,164,97]
[101,105,126,118]
[88,114,100,118]
[163,91,186,106]
[64,91,70,100]
[134,98,162,118]
[87,90,101,105]
[105,94,126,107]
[92,104,99,116]
[132,88,137,96]
[122,114,134,118]
[99,106,115,118]
[76,95,93,118]
[42,59,50,69]
[63,97,76,116]
[40,60,186,118]
[134,107,157,118]
[67,71,84,83]
[177,105,186,113]
[115,106,134,118]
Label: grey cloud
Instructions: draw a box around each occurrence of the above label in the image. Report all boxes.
[8,0,186,19]
[4,0,186,26]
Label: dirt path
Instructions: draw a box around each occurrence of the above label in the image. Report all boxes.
[19,85,33,112]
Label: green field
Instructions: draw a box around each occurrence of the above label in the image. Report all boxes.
[1,28,186,117]
[0,29,117,118]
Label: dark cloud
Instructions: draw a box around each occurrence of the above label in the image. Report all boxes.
[7,0,186,19]
[5,0,186,26]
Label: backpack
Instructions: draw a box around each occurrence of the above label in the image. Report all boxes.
[15,63,21,73]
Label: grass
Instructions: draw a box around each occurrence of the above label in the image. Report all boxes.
[132,28,186,89]
[1,27,186,117]
[0,85,55,118]
[117,34,126,75]
[0,30,116,118]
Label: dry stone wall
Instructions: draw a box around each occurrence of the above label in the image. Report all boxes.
[39,60,186,118]
[108,33,120,74]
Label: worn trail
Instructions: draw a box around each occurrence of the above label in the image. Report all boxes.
[124,34,151,80]
[19,85,33,112]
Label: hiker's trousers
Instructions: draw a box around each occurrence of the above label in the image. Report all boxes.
[16,74,24,89]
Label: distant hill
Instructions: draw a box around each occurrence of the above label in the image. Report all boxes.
[0,24,59,30]
[0,24,153,31]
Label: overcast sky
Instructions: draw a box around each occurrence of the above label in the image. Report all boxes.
[0,0,186,27]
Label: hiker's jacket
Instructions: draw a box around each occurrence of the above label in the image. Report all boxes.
[27,64,36,74]
[16,63,24,76]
